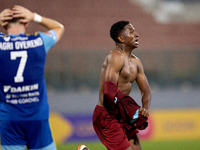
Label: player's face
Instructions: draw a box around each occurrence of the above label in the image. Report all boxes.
[123,23,139,48]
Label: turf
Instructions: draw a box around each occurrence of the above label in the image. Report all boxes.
[141,140,200,150]
[56,139,200,150]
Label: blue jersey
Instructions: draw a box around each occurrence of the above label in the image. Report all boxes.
[0,31,57,121]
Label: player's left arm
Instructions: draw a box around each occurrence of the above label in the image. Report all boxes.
[135,57,151,117]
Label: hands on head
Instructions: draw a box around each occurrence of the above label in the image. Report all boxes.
[0,5,34,27]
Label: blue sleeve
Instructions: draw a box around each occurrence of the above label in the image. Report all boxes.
[38,30,57,53]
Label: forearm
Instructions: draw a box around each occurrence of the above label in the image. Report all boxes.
[136,72,151,110]
[39,16,64,42]
[40,17,63,31]
[141,90,151,110]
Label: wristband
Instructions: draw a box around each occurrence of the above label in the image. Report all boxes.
[34,13,42,23]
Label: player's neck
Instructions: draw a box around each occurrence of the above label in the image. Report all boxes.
[7,24,25,35]
[116,44,133,56]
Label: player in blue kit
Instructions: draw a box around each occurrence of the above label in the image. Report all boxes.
[0,5,64,150]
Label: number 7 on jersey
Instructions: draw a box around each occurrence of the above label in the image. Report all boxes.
[10,51,28,83]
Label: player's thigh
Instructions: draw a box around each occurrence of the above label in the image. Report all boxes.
[0,121,27,146]
[26,120,54,149]
[97,117,130,149]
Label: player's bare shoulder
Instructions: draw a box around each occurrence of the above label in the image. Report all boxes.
[131,53,138,59]
[108,48,124,61]
[131,54,144,72]
[131,54,142,63]
[110,48,123,56]
[102,49,122,67]
[105,48,125,70]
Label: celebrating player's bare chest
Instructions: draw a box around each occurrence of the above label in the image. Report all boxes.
[119,59,137,83]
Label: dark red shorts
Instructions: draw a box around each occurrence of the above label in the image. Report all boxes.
[93,105,130,150]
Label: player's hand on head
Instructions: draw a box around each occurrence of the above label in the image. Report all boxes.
[12,5,34,23]
[139,108,149,117]
[0,8,13,27]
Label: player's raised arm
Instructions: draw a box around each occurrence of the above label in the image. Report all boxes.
[12,5,64,42]
[0,8,13,27]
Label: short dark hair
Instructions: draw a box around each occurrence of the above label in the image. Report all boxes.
[110,21,130,43]
[8,18,22,24]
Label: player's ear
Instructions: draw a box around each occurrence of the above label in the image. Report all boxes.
[3,25,8,30]
[118,36,124,43]
[24,22,29,28]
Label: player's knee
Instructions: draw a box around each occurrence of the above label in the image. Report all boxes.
[129,134,141,150]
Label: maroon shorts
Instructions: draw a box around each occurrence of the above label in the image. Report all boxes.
[93,105,130,150]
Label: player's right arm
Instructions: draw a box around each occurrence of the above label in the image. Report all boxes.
[0,8,13,27]
[12,5,64,43]
[105,50,124,83]
[103,50,124,104]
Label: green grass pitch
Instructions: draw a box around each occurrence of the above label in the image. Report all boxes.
[56,139,200,150]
